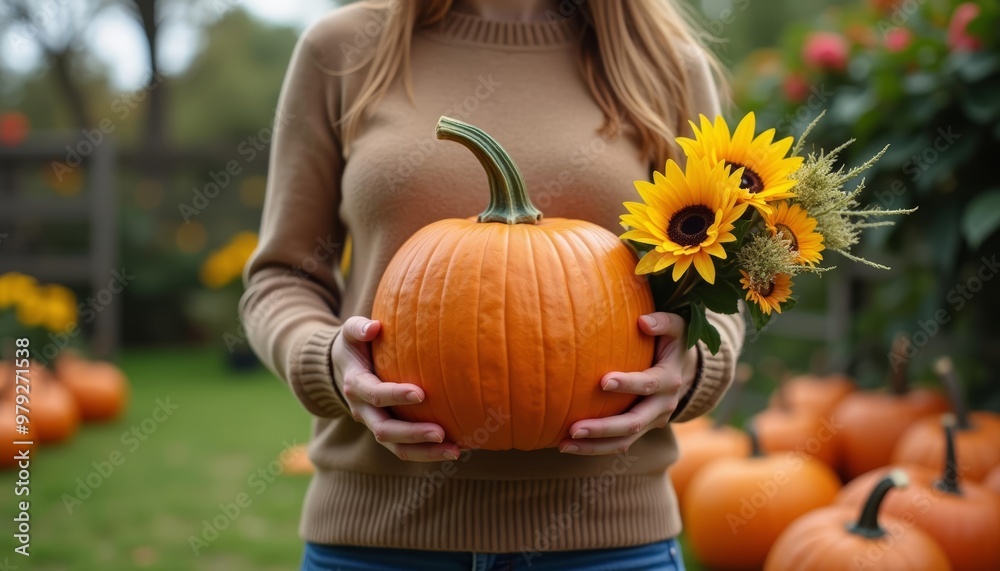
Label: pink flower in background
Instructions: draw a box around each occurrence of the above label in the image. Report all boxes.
[948,3,982,52]
[885,27,913,52]
[803,32,850,72]
[782,73,810,103]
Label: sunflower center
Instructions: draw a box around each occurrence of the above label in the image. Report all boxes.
[757,281,777,297]
[774,223,799,251]
[667,205,714,247]
[727,162,765,194]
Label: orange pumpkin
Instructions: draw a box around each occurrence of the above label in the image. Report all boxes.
[839,418,1000,571]
[670,364,752,503]
[754,405,839,469]
[282,444,314,476]
[56,354,129,422]
[892,358,1000,481]
[833,339,948,479]
[371,117,654,451]
[683,427,841,570]
[30,367,80,444]
[766,470,951,571]
[671,415,711,438]
[766,373,855,417]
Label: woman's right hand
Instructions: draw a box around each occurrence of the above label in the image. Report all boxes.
[332,316,461,462]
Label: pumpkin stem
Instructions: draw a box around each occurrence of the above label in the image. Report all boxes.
[887,335,910,395]
[435,116,542,225]
[933,414,962,495]
[713,364,751,429]
[847,470,909,539]
[745,421,764,458]
[934,357,971,430]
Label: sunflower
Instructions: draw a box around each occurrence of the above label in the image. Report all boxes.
[740,271,793,315]
[677,113,804,215]
[765,201,825,266]
[621,157,748,284]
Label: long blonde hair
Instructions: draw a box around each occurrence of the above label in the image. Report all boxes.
[339,0,727,165]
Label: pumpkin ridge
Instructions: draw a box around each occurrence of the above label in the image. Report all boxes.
[574,227,625,420]
[500,227,515,448]
[470,223,494,440]
[381,225,441,385]
[435,228,476,442]
[409,225,462,439]
[546,228,581,448]
[603,229,640,418]
[522,229,550,449]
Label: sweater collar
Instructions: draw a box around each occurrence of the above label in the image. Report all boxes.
[423,10,584,50]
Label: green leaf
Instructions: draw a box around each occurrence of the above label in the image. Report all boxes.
[746,300,772,332]
[780,297,798,313]
[961,190,1000,249]
[687,280,741,315]
[732,219,753,245]
[686,303,722,354]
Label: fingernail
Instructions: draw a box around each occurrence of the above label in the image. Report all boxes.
[604,379,620,391]
[561,444,580,453]
[406,391,421,403]
[572,429,589,439]
[641,315,657,328]
[443,451,458,460]
[361,321,372,335]
[425,431,442,443]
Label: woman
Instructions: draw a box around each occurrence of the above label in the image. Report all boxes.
[241,0,744,569]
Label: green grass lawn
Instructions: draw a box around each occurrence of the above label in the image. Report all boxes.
[1,349,704,570]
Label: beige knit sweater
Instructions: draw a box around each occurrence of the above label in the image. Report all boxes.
[240,4,744,553]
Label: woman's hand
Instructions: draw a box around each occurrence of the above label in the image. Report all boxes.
[332,317,461,462]
[558,312,700,456]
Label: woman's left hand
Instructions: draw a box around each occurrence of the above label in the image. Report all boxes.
[559,312,699,456]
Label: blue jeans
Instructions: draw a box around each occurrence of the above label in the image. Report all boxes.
[301,539,685,571]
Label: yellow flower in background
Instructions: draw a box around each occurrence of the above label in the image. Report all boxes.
[765,201,825,266]
[200,232,258,289]
[677,113,803,215]
[15,289,46,328]
[621,158,748,284]
[3,272,39,303]
[740,270,793,315]
[41,285,78,332]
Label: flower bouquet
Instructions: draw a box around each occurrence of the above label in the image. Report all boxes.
[619,112,913,352]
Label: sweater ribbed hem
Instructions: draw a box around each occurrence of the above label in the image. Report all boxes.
[290,326,348,418]
[300,470,682,553]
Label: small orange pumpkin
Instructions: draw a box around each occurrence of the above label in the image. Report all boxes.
[55,353,129,422]
[839,417,1000,571]
[766,373,855,417]
[670,364,752,503]
[683,426,841,570]
[371,117,654,450]
[833,337,949,479]
[754,404,839,469]
[30,367,81,444]
[766,470,951,571]
[892,357,1000,481]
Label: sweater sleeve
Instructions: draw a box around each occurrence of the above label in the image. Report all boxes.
[670,45,746,423]
[239,19,351,419]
